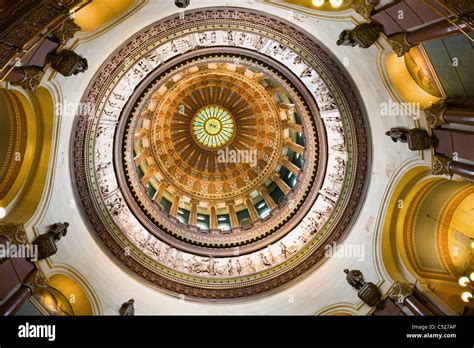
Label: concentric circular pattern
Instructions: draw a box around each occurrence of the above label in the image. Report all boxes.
[120,54,314,253]
[192,105,235,148]
[73,8,370,300]
[133,58,286,203]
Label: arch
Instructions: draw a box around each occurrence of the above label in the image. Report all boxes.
[0,87,55,224]
[315,303,359,316]
[382,166,474,314]
[385,51,442,109]
[0,90,27,202]
[73,0,136,32]
[31,286,75,316]
[29,273,95,316]
[44,264,103,315]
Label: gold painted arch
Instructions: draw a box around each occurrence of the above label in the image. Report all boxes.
[382,166,474,314]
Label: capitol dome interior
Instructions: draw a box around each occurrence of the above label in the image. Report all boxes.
[0,0,473,325]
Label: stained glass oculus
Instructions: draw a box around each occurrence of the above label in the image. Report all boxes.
[192,105,235,149]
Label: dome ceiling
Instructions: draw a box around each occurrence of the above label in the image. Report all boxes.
[72,7,370,299]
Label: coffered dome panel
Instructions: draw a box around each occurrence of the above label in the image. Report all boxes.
[72,7,370,300]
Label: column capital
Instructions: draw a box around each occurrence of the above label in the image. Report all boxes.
[388,32,414,57]
[424,101,447,128]
[225,200,235,206]
[10,66,45,91]
[432,155,452,176]
[24,269,49,294]
[244,194,253,201]
[388,281,415,304]
[0,223,28,245]
[278,103,295,111]
[349,0,378,18]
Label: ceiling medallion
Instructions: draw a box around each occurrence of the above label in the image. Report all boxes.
[72,8,370,300]
[192,105,235,149]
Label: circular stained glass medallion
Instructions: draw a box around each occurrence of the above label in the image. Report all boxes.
[192,105,235,149]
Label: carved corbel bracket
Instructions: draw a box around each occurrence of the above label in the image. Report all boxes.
[388,32,414,57]
[432,155,452,176]
[53,18,81,43]
[0,223,29,245]
[10,66,45,91]
[349,0,379,18]
[24,269,49,294]
[424,102,447,128]
[388,281,415,304]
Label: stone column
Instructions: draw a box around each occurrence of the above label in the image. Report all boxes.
[140,167,156,186]
[449,161,474,181]
[280,157,300,175]
[272,174,291,195]
[259,187,277,210]
[388,282,433,316]
[169,194,181,217]
[133,149,150,164]
[0,285,32,316]
[134,129,149,141]
[285,138,305,155]
[209,204,218,229]
[3,67,25,82]
[153,181,168,204]
[425,101,474,128]
[0,268,49,316]
[226,201,239,228]
[244,197,259,221]
[444,108,474,126]
[189,200,198,225]
[5,66,45,91]
[389,20,470,57]
[283,120,303,133]
[407,20,470,44]
[432,155,474,182]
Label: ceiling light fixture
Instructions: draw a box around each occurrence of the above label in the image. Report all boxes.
[312,0,325,7]
[0,207,5,219]
[461,292,473,303]
[459,276,470,287]
[458,274,473,303]
[329,0,343,8]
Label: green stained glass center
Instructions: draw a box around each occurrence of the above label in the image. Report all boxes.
[192,105,235,149]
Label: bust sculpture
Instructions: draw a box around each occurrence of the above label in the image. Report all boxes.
[33,222,70,260]
[47,49,88,77]
[49,222,69,242]
[336,30,357,47]
[385,128,408,143]
[175,0,190,8]
[344,268,365,290]
[344,269,382,307]
[386,128,435,150]
[119,299,135,316]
